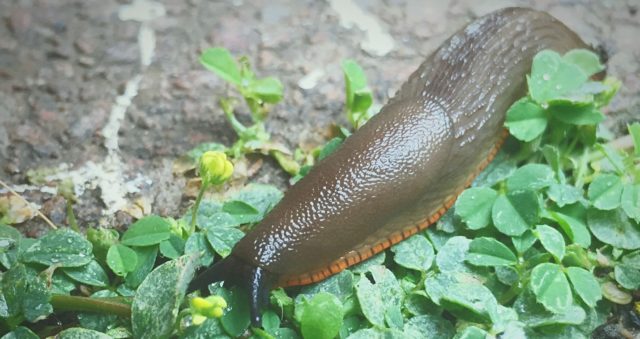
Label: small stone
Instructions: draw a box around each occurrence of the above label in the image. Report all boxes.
[7,8,31,35]
[78,56,95,67]
[74,38,94,54]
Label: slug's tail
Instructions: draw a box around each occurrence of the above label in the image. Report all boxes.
[187,255,272,327]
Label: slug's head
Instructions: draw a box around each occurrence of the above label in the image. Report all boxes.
[187,254,274,327]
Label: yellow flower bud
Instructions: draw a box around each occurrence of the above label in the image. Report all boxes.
[211,307,224,318]
[190,296,213,312]
[219,160,234,183]
[206,295,228,309]
[199,151,234,186]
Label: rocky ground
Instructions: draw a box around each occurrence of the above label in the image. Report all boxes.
[0,0,638,235]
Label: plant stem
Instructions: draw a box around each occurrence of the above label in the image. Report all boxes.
[574,148,590,189]
[66,200,79,232]
[190,182,208,234]
[50,294,131,318]
[498,282,523,305]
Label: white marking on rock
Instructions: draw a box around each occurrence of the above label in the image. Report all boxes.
[328,0,395,56]
[298,69,326,90]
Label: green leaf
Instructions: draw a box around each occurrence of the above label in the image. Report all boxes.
[182,318,226,339]
[159,234,185,260]
[587,174,623,210]
[248,77,284,103]
[439,283,498,323]
[547,183,583,207]
[52,271,76,294]
[77,290,119,333]
[535,225,566,261]
[107,244,138,277]
[261,310,280,332]
[566,267,602,307]
[184,232,215,267]
[0,224,20,254]
[318,137,344,161]
[403,315,455,339]
[587,208,640,249]
[492,190,539,236]
[614,264,640,290]
[390,234,434,271]
[435,236,472,273]
[453,326,489,339]
[512,230,537,254]
[230,184,283,216]
[562,49,604,77]
[56,328,112,339]
[455,187,498,230]
[355,275,385,327]
[63,260,110,287]
[507,164,555,191]
[347,328,404,339]
[2,263,52,322]
[548,210,591,248]
[629,122,640,155]
[528,50,588,105]
[368,266,404,329]
[621,250,640,269]
[220,286,251,337]
[466,237,517,266]
[514,288,585,327]
[299,292,343,339]
[298,270,354,304]
[551,104,604,125]
[206,227,245,257]
[595,77,621,108]
[1,326,39,339]
[22,229,93,267]
[621,184,640,223]
[132,255,198,339]
[0,224,22,269]
[121,215,171,246]
[496,265,519,285]
[221,200,261,225]
[562,244,592,269]
[472,152,516,187]
[200,47,241,85]
[125,245,158,288]
[223,200,259,215]
[595,144,625,175]
[505,97,547,142]
[342,59,373,127]
[530,263,573,313]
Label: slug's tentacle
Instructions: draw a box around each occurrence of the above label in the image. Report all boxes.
[249,266,271,327]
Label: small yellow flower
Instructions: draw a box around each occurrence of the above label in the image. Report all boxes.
[199,151,234,186]
[189,295,228,325]
[205,295,228,309]
[190,296,212,312]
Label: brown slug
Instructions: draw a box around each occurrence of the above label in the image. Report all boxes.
[188,7,592,326]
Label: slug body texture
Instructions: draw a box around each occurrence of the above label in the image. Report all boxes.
[189,7,590,325]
